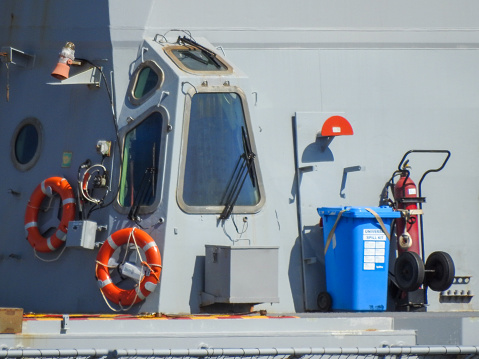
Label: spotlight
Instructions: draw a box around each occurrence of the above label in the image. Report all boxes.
[51,42,76,80]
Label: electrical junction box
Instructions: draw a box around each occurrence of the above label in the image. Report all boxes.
[204,245,279,304]
[67,220,97,249]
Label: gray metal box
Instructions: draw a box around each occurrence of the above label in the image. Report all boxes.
[66,220,97,249]
[204,245,279,303]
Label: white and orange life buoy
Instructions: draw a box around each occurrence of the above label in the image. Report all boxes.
[24,177,76,252]
[95,227,162,306]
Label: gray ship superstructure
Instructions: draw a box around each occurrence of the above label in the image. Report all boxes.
[0,0,478,355]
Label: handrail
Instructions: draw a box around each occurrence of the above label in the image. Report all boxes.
[1,346,478,358]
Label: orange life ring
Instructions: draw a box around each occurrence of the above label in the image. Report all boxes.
[24,177,76,252]
[95,227,162,306]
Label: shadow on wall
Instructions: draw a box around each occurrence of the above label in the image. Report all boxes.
[301,140,334,164]
[189,255,205,314]
[288,224,327,313]
[288,236,305,312]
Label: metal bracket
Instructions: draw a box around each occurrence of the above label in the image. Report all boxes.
[299,165,315,173]
[339,165,362,198]
[440,290,474,303]
[48,66,101,87]
[317,136,334,152]
[61,314,69,332]
[397,208,424,220]
[1,46,35,69]
[439,276,473,304]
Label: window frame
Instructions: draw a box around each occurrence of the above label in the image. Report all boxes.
[177,86,265,215]
[127,60,165,106]
[164,45,233,75]
[10,117,43,172]
[114,105,169,215]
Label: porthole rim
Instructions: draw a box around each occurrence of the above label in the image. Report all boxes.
[10,117,43,172]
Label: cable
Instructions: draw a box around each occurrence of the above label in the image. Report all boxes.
[33,245,67,263]
[75,58,123,210]
[79,164,108,204]
[154,29,195,44]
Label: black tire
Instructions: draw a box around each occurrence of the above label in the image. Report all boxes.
[424,251,455,291]
[394,251,425,292]
[317,292,332,312]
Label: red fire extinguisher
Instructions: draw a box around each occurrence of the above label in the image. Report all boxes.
[394,173,421,255]
[390,150,455,299]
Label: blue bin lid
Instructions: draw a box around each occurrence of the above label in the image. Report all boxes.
[317,206,401,218]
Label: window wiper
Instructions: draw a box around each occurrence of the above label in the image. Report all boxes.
[177,36,222,69]
[241,126,257,188]
[128,143,158,221]
[182,50,208,65]
[219,127,256,220]
[128,167,157,221]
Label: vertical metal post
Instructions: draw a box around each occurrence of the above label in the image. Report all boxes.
[292,115,308,311]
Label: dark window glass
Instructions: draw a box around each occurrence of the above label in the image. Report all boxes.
[133,67,159,99]
[183,93,259,207]
[119,112,163,207]
[15,124,38,164]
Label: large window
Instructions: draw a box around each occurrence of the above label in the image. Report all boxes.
[118,111,164,211]
[178,89,264,216]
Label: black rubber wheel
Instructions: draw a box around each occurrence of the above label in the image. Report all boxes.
[394,251,425,292]
[317,292,332,312]
[424,251,455,291]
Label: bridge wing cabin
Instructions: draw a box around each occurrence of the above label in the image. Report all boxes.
[1,1,479,351]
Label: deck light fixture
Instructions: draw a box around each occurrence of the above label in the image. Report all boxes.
[51,42,77,80]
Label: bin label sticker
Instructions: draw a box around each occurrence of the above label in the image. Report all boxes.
[363,229,386,271]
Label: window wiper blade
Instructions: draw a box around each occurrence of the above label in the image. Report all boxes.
[219,157,249,220]
[128,167,157,221]
[201,49,221,69]
[128,143,158,221]
[241,126,256,188]
[182,50,209,65]
[177,36,222,69]
[219,127,257,220]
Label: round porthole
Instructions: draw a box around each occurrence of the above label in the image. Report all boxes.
[11,118,43,171]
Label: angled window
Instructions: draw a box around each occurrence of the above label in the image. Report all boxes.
[128,60,164,105]
[11,117,43,171]
[178,88,264,217]
[116,108,167,215]
[165,44,232,75]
